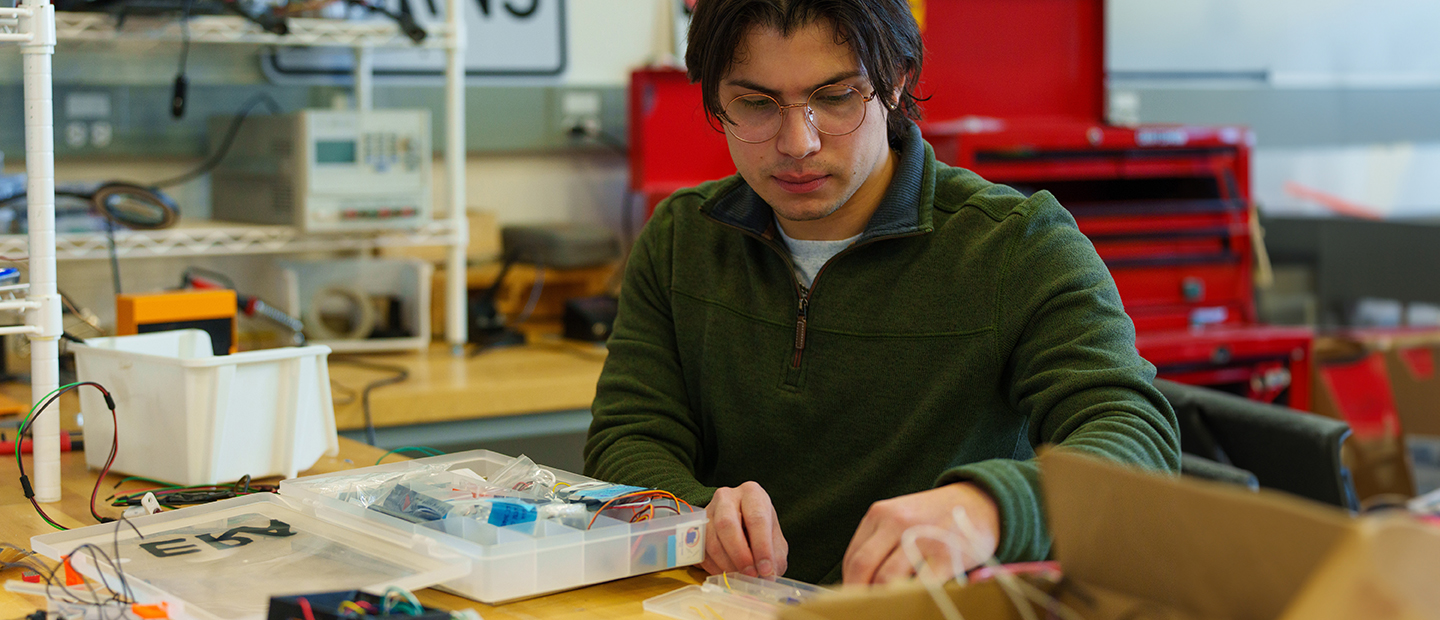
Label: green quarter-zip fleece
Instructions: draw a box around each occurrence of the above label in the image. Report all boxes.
[585,121,1180,584]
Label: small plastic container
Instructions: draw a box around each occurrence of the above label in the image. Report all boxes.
[643,573,826,620]
[31,493,469,620]
[72,330,337,486]
[280,449,709,603]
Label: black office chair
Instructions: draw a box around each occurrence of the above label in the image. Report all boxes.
[1155,378,1360,511]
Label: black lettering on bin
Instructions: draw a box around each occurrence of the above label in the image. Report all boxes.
[197,519,297,549]
[139,538,199,558]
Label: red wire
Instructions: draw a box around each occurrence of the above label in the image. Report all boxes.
[89,388,118,523]
[297,597,316,620]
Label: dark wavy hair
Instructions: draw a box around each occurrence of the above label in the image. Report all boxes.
[685,0,925,143]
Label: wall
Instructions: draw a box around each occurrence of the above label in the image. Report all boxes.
[1108,0,1440,218]
[6,0,1439,328]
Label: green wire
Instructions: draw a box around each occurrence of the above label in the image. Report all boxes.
[14,382,81,472]
[114,476,184,489]
[375,446,445,465]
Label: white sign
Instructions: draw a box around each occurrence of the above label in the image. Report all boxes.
[264,0,566,84]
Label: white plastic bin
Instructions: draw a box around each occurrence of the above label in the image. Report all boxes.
[72,330,338,486]
[280,450,709,603]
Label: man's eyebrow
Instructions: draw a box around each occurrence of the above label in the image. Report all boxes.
[724,71,866,97]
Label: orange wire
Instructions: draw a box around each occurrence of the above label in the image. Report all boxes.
[587,490,692,529]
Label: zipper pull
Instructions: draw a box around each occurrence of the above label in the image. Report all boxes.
[793,296,809,366]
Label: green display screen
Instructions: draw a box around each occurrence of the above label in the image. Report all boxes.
[315,140,357,164]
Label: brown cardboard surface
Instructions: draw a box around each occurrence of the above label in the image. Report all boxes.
[1042,450,1352,620]
[782,451,1440,620]
[1385,345,1440,436]
[1278,516,1440,620]
[1311,338,1415,499]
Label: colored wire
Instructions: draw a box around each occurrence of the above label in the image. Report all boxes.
[298,597,316,620]
[337,601,367,616]
[148,93,284,189]
[374,446,445,465]
[586,490,693,529]
[15,381,118,528]
[330,358,409,446]
[382,586,423,616]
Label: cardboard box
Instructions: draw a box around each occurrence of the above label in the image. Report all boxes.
[780,451,1440,620]
[1312,335,1414,501]
[1384,340,1440,495]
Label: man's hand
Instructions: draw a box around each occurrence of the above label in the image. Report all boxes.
[841,482,1000,585]
[701,481,789,578]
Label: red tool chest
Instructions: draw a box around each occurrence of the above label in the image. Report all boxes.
[629,67,734,215]
[918,0,1312,408]
[626,0,1313,408]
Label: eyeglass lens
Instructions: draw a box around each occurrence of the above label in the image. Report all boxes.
[724,85,869,142]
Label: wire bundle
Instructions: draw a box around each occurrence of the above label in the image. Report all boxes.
[15,381,118,529]
[0,517,142,617]
[107,474,278,510]
[587,490,695,529]
[902,509,1084,620]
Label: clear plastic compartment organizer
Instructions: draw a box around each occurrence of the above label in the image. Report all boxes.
[278,449,708,603]
[30,493,469,620]
[643,572,827,620]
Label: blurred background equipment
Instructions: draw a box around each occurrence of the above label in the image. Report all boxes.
[280,257,431,352]
[209,109,432,233]
[115,288,238,355]
[468,223,620,351]
[182,266,306,345]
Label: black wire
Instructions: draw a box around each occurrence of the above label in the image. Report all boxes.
[592,130,630,157]
[329,358,408,446]
[344,0,426,42]
[148,92,284,189]
[105,218,122,296]
[17,381,118,527]
[177,0,193,76]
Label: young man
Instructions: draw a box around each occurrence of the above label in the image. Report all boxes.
[586,0,1179,585]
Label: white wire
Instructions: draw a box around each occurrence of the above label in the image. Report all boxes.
[900,525,967,620]
[950,508,1089,620]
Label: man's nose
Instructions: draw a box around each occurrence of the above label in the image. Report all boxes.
[774,105,821,159]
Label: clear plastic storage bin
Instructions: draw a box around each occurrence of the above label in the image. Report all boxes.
[72,330,338,486]
[30,493,469,620]
[279,449,709,603]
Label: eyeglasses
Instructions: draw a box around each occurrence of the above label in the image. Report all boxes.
[721,84,878,144]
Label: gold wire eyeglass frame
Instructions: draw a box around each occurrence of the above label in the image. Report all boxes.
[721,84,879,144]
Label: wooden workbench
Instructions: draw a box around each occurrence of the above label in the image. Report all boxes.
[326,340,607,430]
[0,437,702,620]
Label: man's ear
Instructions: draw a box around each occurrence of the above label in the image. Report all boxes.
[887,76,907,111]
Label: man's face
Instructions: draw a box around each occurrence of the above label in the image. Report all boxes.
[719,21,894,237]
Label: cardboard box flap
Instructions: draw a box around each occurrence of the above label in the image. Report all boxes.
[1041,450,1354,620]
[1278,515,1440,620]
[777,579,1034,620]
[1385,345,1440,436]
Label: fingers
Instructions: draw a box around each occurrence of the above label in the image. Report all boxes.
[871,547,913,584]
[738,483,779,577]
[841,511,897,585]
[704,482,788,578]
[771,504,790,577]
[700,527,735,575]
[704,490,742,574]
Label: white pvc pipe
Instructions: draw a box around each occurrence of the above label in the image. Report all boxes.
[0,325,41,336]
[0,299,41,311]
[444,0,468,354]
[19,0,62,504]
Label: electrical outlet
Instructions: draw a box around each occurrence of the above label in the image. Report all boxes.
[560,90,602,137]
